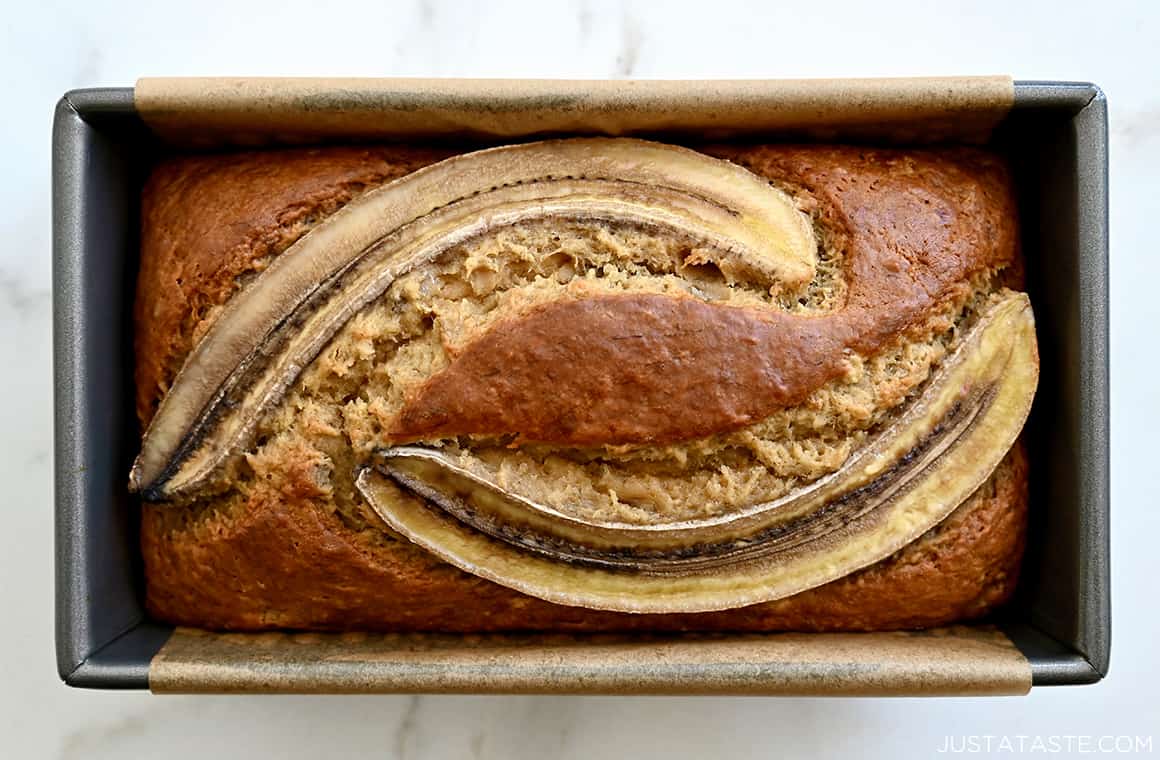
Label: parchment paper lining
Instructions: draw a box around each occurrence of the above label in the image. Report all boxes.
[134,76,1013,146]
[150,626,1031,695]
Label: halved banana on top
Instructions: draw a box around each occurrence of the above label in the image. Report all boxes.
[357,292,1037,613]
[131,138,818,499]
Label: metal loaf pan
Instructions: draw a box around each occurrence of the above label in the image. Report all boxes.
[52,79,1108,692]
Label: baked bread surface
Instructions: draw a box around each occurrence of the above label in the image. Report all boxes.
[137,143,1027,632]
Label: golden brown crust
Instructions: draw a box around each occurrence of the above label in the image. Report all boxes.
[134,145,454,425]
[391,293,857,445]
[137,143,1027,632]
[391,144,1017,446]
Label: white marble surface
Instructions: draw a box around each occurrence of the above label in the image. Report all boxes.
[3,1,1156,757]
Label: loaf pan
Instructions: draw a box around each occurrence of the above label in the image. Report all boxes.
[52,78,1109,693]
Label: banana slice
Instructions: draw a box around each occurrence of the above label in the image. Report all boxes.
[356,293,1037,613]
[132,139,817,499]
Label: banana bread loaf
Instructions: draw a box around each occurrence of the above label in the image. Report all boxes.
[135,141,1034,632]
